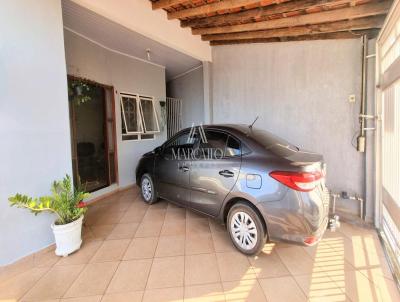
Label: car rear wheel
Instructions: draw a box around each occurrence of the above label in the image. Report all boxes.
[140,173,158,204]
[227,202,266,255]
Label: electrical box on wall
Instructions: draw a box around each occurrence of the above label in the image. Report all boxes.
[348,94,356,103]
[357,136,366,152]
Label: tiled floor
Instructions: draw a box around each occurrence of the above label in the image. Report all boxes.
[1,187,399,302]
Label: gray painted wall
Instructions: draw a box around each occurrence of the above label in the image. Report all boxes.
[167,66,205,128]
[0,0,72,265]
[212,39,370,218]
[64,29,167,188]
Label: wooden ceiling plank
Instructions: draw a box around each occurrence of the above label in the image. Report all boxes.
[192,0,391,34]
[167,0,268,20]
[181,0,352,28]
[209,29,380,44]
[202,15,385,40]
[152,0,189,10]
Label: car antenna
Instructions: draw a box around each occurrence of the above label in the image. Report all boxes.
[249,116,259,130]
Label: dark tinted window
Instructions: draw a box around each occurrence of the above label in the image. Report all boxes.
[249,128,298,157]
[198,130,228,159]
[164,132,198,158]
[225,136,241,157]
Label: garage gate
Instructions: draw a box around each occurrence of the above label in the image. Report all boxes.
[377,0,400,279]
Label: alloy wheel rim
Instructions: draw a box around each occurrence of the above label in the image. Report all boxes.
[230,211,258,250]
[142,178,152,201]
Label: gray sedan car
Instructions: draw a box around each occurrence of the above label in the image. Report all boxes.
[136,124,329,255]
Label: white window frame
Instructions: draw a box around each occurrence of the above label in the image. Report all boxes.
[120,92,160,141]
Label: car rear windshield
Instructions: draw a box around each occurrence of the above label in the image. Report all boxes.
[248,128,299,157]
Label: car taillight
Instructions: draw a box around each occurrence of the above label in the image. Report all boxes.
[269,170,322,192]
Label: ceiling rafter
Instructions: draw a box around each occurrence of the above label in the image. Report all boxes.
[191,1,391,35]
[201,15,385,40]
[152,0,190,10]
[167,0,273,20]
[181,0,357,28]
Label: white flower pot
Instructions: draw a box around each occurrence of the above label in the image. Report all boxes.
[51,215,83,257]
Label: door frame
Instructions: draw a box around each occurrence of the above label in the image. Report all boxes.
[67,75,119,188]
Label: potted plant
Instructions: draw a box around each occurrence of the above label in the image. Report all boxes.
[8,175,89,257]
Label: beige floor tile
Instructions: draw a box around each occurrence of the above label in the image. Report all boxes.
[294,273,348,302]
[329,269,383,302]
[89,225,116,240]
[185,253,221,285]
[155,235,185,257]
[142,209,166,222]
[33,247,60,268]
[223,279,267,302]
[248,249,290,279]
[106,259,152,293]
[160,219,186,236]
[135,221,163,238]
[0,267,49,301]
[22,264,85,301]
[107,223,139,240]
[211,232,236,253]
[185,283,225,302]
[56,241,103,266]
[186,210,206,220]
[259,276,307,302]
[123,237,158,260]
[276,246,316,275]
[150,200,169,209]
[209,220,226,234]
[101,291,143,302]
[185,234,215,255]
[119,208,146,223]
[90,239,130,263]
[61,295,102,301]
[85,211,124,226]
[165,207,186,222]
[186,218,211,237]
[147,256,184,289]
[0,254,34,284]
[64,262,118,298]
[216,252,256,282]
[143,287,184,302]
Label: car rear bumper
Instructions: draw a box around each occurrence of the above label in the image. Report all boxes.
[257,185,330,246]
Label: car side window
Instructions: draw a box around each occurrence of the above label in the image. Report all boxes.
[225,136,241,157]
[163,132,197,158]
[198,130,228,159]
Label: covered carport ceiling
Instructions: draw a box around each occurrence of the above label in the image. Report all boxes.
[150,0,392,44]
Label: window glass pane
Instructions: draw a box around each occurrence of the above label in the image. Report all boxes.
[199,130,228,159]
[225,136,241,157]
[164,132,197,157]
[121,95,141,133]
[140,97,159,133]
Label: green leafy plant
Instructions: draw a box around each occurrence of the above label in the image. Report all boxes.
[8,175,90,225]
[68,79,92,105]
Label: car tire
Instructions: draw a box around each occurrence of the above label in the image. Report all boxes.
[140,173,158,204]
[227,202,266,255]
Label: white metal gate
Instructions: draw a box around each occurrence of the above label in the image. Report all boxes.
[376,0,400,276]
[166,97,182,139]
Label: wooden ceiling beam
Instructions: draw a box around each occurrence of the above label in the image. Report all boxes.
[209,29,380,44]
[202,15,385,40]
[192,1,391,34]
[167,0,271,20]
[152,0,189,10]
[181,0,354,28]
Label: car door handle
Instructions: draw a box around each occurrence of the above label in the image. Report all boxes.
[219,170,234,177]
[179,166,190,172]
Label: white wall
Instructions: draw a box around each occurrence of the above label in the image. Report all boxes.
[0,0,72,265]
[212,40,369,219]
[64,30,167,188]
[69,0,211,62]
[167,66,205,128]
